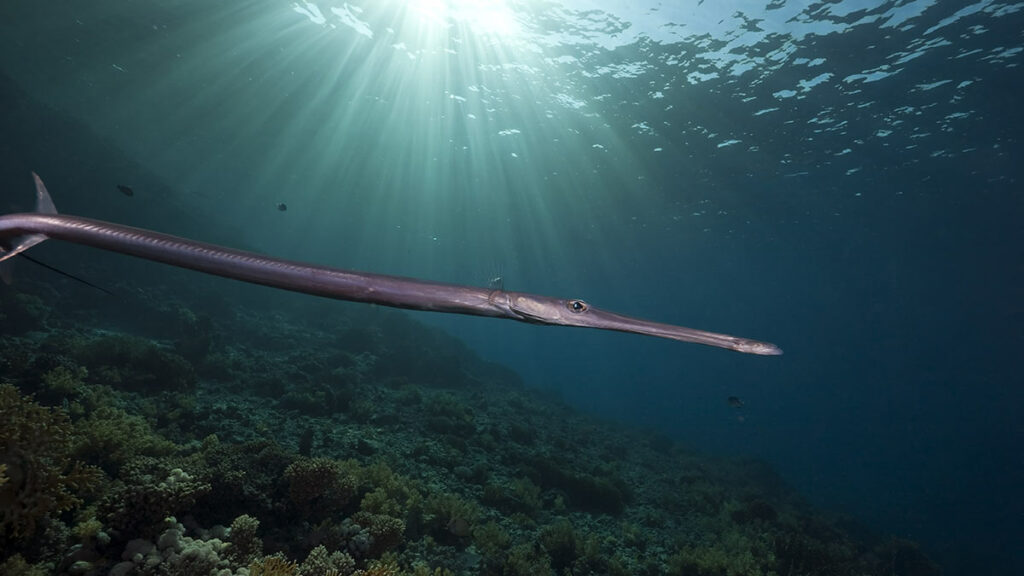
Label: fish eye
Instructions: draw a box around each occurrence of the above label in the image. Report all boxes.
[567,299,588,313]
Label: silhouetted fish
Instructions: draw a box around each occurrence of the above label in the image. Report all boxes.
[117,184,134,197]
[277,202,287,211]
[727,396,744,408]
[1,174,784,356]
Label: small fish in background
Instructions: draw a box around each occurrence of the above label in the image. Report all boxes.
[116,184,134,197]
[277,202,288,212]
[488,275,504,291]
[727,395,745,423]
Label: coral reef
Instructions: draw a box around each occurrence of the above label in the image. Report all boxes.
[99,462,211,537]
[0,280,942,575]
[226,514,262,566]
[107,516,230,576]
[248,556,297,576]
[71,333,197,393]
[0,384,102,551]
[0,554,50,576]
[72,406,178,474]
[0,286,50,335]
[284,457,357,519]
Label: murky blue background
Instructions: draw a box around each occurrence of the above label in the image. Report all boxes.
[1,1,1021,573]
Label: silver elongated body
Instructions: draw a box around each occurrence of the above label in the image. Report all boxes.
[0,174,781,355]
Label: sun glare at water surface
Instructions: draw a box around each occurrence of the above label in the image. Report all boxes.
[409,0,525,39]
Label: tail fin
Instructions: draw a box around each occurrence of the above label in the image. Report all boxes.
[0,172,59,277]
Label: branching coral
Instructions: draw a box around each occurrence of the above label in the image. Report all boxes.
[297,544,356,576]
[226,513,263,565]
[99,460,211,536]
[667,528,773,576]
[40,365,88,398]
[423,492,479,544]
[539,519,579,572]
[0,383,102,547]
[0,553,49,576]
[71,333,197,392]
[409,566,453,576]
[472,521,512,572]
[481,477,542,515]
[188,435,293,522]
[351,511,406,556]
[284,457,357,518]
[72,405,178,473]
[356,462,424,524]
[352,558,402,576]
[249,555,298,576]
[503,543,554,576]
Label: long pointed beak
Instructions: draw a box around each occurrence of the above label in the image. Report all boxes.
[563,306,783,355]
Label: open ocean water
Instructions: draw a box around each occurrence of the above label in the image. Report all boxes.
[1,2,1021,575]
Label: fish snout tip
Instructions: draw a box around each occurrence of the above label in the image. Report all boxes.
[737,339,783,355]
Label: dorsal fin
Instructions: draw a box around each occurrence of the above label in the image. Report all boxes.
[0,173,58,265]
[32,172,58,214]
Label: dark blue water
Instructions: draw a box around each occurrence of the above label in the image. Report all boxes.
[1,1,1021,573]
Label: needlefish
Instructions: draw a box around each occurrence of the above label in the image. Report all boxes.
[0,174,782,355]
